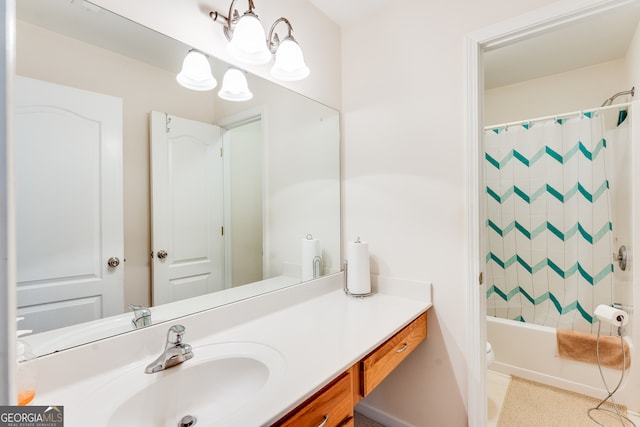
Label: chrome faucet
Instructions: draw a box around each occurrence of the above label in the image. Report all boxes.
[129,304,152,329]
[144,325,194,374]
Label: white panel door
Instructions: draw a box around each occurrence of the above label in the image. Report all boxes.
[15,76,124,333]
[150,112,224,305]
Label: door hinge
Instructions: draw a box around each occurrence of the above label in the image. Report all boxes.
[479,272,484,285]
[221,226,224,236]
[220,147,223,157]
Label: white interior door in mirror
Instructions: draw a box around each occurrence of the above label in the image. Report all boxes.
[150,112,224,305]
[15,76,124,333]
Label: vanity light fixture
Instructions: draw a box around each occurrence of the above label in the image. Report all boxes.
[210,0,271,65]
[218,68,253,102]
[209,0,310,81]
[268,18,310,81]
[176,50,217,91]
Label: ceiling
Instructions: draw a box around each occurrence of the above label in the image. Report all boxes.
[307,0,390,26]
[484,3,640,89]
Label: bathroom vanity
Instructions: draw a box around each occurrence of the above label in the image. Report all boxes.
[30,273,431,426]
[274,312,427,426]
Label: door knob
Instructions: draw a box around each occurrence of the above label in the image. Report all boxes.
[107,257,121,268]
[157,250,168,259]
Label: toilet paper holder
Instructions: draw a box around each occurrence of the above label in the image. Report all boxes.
[343,260,372,298]
[615,245,628,271]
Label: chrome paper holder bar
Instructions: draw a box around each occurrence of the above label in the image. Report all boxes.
[343,260,372,298]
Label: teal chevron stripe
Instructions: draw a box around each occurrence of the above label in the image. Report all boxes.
[486,180,609,204]
[579,180,609,203]
[487,285,594,323]
[486,152,504,169]
[514,186,530,203]
[546,146,564,164]
[487,252,614,285]
[487,219,612,244]
[512,148,546,167]
[485,139,607,170]
[485,151,514,169]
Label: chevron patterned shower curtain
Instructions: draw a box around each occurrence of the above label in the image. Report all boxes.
[484,113,614,333]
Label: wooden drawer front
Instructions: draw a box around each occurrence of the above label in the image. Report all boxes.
[360,312,427,396]
[275,371,353,427]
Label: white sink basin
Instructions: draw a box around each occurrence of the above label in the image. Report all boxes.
[86,341,286,427]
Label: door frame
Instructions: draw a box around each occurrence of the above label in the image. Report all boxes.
[465,1,634,425]
[0,0,16,406]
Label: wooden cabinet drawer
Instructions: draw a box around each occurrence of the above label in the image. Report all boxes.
[274,371,353,427]
[360,312,427,396]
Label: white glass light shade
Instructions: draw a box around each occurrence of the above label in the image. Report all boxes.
[270,38,310,81]
[176,51,217,91]
[226,13,271,65]
[218,68,253,102]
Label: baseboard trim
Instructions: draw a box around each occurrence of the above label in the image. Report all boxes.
[355,401,413,427]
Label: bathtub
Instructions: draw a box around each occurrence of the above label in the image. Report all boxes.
[487,316,639,412]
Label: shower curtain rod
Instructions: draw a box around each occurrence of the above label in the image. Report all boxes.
[484,100,636,131]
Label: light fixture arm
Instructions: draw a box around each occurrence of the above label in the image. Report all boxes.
[207,0,309,79]
[267,17,294,54]
[209,0,259,42]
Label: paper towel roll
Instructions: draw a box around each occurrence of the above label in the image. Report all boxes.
[595,304,629,327]
[301,235,321,281]
[346,238,371,295]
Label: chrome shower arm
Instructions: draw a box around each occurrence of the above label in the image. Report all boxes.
[601,87,635,107]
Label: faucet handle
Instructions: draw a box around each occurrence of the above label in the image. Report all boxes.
[129,304,150,314]
[167,325,186,346]
[128,304,152,328]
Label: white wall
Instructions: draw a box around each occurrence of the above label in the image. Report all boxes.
[485,59,628,125]
[341,0,558,425]
[626,21,640,89]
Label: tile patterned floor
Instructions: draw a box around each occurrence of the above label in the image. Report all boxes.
[486,370,640,427]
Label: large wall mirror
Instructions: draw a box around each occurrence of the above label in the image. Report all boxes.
[15,0,340,356]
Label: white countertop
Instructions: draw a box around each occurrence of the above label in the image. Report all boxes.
[32,274,432,426]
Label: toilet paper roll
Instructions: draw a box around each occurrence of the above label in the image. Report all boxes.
[346,239,371,295]
[594,304,629,327]
[301,235,320,281]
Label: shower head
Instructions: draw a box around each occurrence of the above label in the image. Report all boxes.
[601,87,635,107]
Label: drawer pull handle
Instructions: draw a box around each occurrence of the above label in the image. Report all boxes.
[318,414,329,427]
[396,343,409,353]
